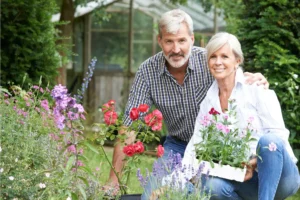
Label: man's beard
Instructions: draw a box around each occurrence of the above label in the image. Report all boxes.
[163,45,192,68]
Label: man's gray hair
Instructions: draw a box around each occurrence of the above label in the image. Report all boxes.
[158,9,194,37]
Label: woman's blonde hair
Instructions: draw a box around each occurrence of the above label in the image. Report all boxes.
[206,32,244,64]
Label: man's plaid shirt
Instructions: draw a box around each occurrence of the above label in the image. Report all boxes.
[123,46,214,142]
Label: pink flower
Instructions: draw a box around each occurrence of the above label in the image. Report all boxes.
[222,126,230,134]
[144,113,155,126]
[268,142,277,151]
[247,116,254,123]
[67,145,76,154]
[138,104,149,113]
[104,111,118,125]
[216,123,224,131]
[151,121,162,131]
[40,99,49,111]
[76,160,84,167]
[156,145,164,158]
[152,109,163,120]
[129,108,139,121]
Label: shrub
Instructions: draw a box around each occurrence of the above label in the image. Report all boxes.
[1,0,60,88]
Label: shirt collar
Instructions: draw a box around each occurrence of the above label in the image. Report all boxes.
[207,67,245,99]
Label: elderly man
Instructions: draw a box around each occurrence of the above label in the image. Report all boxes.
[105,9,268,195]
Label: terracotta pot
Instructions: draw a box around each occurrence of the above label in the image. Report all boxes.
[120,194,142,200]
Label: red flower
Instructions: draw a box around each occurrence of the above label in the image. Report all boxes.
[152,109,163,120]
[130,107,139,121]
[151,121,163,131]
[138,104,149,113]
[108,100,115,106]
[209,108,220,115]
[102,103,110,113]
[134,141,144,154]
[156,145,164,158]
[123,144,135,157]
[104,111,118,125]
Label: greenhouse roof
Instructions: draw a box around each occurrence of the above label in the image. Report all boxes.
[52,0,225,33]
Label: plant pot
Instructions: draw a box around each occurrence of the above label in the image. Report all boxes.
[200,161,246,182]
[120,194,142,200]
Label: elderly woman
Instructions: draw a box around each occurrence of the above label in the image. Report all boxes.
[181,32,300,199]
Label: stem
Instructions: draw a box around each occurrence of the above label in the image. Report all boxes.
[99,145,127,194]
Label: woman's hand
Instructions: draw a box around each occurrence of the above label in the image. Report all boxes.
[244,72,269,89]
[243,157,257,182]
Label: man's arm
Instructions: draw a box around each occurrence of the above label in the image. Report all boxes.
[105,127,136,191]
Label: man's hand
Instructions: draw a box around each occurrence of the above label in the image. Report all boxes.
[102,181,120,197]
[243,157,257,182]
[244,72,269,89]
[149,186,167,200]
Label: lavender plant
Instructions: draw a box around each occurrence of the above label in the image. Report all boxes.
[137,152,211,200]
[74,57,97,102]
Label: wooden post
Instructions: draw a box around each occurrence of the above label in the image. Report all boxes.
[122,0,134,109]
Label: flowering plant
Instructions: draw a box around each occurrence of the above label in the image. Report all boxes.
[0,58,108,199]
[91,100,164,195]
[137,151,211,200]
[195,99,257,169]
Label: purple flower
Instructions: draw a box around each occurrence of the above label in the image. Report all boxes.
[67,111,79,121]
[73,103,85,113]
[51,84,68,100]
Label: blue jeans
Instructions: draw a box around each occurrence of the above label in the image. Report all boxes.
[141,136,188,200]
[201,134,300,200]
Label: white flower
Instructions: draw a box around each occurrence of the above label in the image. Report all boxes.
[66,197,72,200]
[296,85,299,90]
[274,82,278,86]
[45,172,50,178]
[9,176,14,180]
[293,74,298,79]
[0,168,3,173]
[15,158,18,162]
[0,146,2,152]
[39,183,46,188]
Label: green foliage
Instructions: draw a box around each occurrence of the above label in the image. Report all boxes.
[221,0,300,162]
[1,0,60,88]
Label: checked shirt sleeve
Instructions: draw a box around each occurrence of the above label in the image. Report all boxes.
[123,68,152,127]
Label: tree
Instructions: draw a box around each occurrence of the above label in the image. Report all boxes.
[224,0,300,162]
[1,0,60,88]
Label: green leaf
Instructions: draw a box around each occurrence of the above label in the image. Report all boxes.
[66,155,76,171]
[84,142,99,154]
[78,176,89,187]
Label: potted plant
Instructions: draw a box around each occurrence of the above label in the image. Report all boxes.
[194,99,257,182]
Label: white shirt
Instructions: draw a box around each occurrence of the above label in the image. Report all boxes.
[164,68,297,187]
